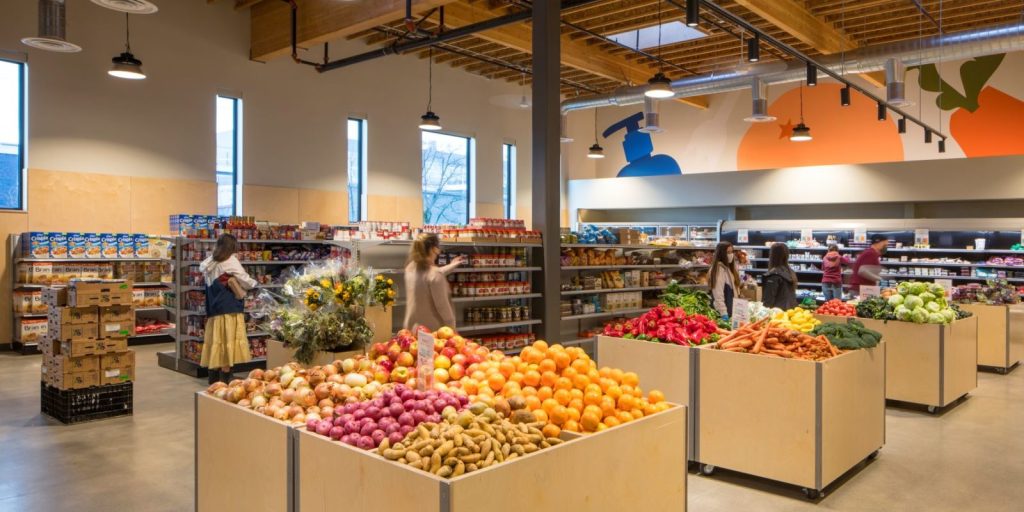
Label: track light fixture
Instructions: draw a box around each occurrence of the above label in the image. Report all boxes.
[686,0,700,27]
[898,117,907,134]
[938,139,946,153]
[924,130,933,144]
[877,102,887,121]
[747,34,759,63]
[108,14,145,80]
[840,85,851,107]
[806,61,817,87]
[419,48,442,131]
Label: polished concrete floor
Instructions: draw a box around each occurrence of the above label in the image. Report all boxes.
[1,342,1022,511]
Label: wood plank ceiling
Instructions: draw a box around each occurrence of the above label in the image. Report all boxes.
[236,0,1023,102]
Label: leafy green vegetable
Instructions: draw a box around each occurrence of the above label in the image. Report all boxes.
[888,294,904,307]
[856,296,894,320]
[811,319,882,350]
[660,281,719,319]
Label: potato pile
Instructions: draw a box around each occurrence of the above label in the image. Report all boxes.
[377,402,563,477]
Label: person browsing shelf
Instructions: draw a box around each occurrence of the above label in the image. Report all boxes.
[404,233,466,331]
[199,234,258,385]
[707,241,740,317]
[821,244,852,301]
[851,234,889,296]
[761,243,798,310]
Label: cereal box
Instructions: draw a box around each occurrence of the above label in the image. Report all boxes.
[118,234,136,259]
[132,288,145,307]
[144,289,162,307]
[13,291,32,313]
[49,232,69,259]
[30,262,53,285]
[50,263,68,285]
[133,234,151,258]
[85,233,102,259]
[148,238,170,259]
[22,232,50,259]
[67,233,87,259]
[15,318,48,343]
[101,234,119,259]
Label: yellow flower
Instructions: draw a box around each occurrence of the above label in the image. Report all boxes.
[386,279,394,286]
[387,289,395,297]
[375,274,384,281]
[319,279,331,289]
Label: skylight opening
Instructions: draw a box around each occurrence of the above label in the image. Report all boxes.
[607,21,707,50]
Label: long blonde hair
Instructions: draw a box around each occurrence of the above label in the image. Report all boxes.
[408,233,441,271]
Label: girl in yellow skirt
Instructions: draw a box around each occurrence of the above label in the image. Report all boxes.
[199,234,257,384]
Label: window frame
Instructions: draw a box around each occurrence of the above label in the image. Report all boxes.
[421,130,474,225]
[347,117,368,223]
[215,95,242,216]
[502,142,516,219]
[0,58,26,211]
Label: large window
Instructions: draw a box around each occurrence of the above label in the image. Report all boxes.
[502,143,516,219]
[347,118,366,223]
[216,95,242,216]
[422,131,472,225]
[0,59,25,210]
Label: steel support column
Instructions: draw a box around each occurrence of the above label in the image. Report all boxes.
[532,1,561,343]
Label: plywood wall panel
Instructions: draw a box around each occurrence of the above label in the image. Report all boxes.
[0,211,30,343]
[243,185,299,224]
[27,169,132,232]
[476,202,503,219]
[297,189,345,225]
[131,177,217,234]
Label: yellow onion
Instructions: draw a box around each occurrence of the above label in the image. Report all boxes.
[314,383,332,401]
[273,407,289,420]
[213,387,229,400]
[287,405,304,418]
[305,412,321,423]
[251,395,268,408]
[237,398,251,408]
[323,364,339,377]
[288,376,308,390]
[228,379,243,387]
[306,405,321,415]
[206,382,227,394]
[263,369,279,382]
[308,369,327,387]
[226,386,245,403]
[265,383,282,397]
[265,404,280,417]
[281,388,296,404]
[317,398,334,409]
[244,379,262,394]
[296,388,317,408]
[292,413,305,424]
[279,372,294,388]
[248,368,265,381]
[320,406,334,417]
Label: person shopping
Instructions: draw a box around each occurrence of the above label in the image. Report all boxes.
[821,244,851,301]
[708,241,740,318]
[200,234,258,384]
[404,233,465,331]
[761,243,798,309]
[851,234,889,296]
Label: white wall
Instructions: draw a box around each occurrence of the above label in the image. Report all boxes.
[0,0,533,216]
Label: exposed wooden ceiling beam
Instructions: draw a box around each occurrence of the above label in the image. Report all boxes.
[441,2,708,109]
[250,0,459,62]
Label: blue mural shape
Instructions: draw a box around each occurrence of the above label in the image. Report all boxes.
[603,112,681,177]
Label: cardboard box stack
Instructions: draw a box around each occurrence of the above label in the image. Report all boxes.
[39,280,136,390]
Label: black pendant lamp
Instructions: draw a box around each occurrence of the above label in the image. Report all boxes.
[876,101,887,121]
[790,81,812,142]
[588,114,605,159]
[898,117,907,134]
[108,13,145,80]
[419,48,442,131]
[645,1,674,99]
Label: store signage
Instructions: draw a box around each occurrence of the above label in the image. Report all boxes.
[731,298,750,328]
[417,331,435,390]
[860,285,881,298]
[737,229,749,243]
[935,279,954,298]
[914,229,930,246]
[800,229,813,243]
[854,228,867,244]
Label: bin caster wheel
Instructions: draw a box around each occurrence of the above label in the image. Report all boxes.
[927,406,938,414]
[867,450,879,461]
[700,464,716,476]
[803,488,821,500]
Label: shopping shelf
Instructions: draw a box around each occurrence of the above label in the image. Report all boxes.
[458,319,541,333]
[561,308,650,321]
[452,293,541,303]
[561,264,708,271]
[449,266,542,273]
[561,243,715,250]
[560,284,704,296]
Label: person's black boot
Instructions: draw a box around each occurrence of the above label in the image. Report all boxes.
[206,369,219,385]
[220,368,233,383]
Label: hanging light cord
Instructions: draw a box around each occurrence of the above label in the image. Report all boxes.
[124,13,132,53]
[799,80,805,123]
[657,0,664,73]
[427,47,434,112]
[938,0,943,138]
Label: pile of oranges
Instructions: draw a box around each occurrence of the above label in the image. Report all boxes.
[456,340,671,436]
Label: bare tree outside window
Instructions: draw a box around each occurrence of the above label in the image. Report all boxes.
[422,132,470,225]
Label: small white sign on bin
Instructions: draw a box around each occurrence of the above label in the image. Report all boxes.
[860,285,881,299]
[731,298,750,328]
[417,331,435,390]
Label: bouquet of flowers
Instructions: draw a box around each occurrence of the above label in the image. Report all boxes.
[253,260,396,365]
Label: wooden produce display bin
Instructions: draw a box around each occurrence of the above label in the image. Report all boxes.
[959,303,1024,373]
[814,314,855,325]
[195,393,292,512]
[266,339,365,369]
[595,335,695,456]
[857,317,978,411]
[297,405,688,512]
[694,344,885,498]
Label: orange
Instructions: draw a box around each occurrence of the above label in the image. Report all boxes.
[654,402,672,412]
[542,423,561,438]
[616,410,634,423]
[523,370,541,387]
[622,371,640,388]
[603,416,621,428]
[561,367,578,382]
[643,402,657,416]
[570,358,591,374]
[522,347,544,364]
[606,385,623,401]
[538,359,556,374]
[617,394,635,412]
[598,378,615,392]
[502,382,521,397]
[563,419,581,433]
[532,340,549,352]
[550,405,568,425]
[599,397,617,418]
[621,385,634,397]
[598,367,612,379]
[509,372,524,385]
[583,405,603,420]
[566,406,581,423]
[498,361,515,378]
[648,390,665,404]
[470,370,487,382]
[524,395,541,411]
[555,377,573,391]
[521,386,537,397]
[462,379,479,395]
[630,408,644,419]
[609,368,624,384]
[631,386,643,398]
[487,373,506,393]
[587,368,601,381]
[584,391,603,406]
[541,398,559,415]
[572,374,590,390]
[584,383,601,395]
[552,351,571,370]
[533,409,548,423]
[597,423,608,432]
[553,389,572,406]
[580,412,601,432]
[540,371,558,388]
[537,386,553,401]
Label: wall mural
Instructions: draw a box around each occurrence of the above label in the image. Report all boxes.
[603,112,681,177]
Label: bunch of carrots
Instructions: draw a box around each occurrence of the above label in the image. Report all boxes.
[712,318,841,361]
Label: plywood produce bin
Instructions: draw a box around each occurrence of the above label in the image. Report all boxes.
[857,317,978,410]
[266,339,365,369]
[959,303,1024,372]
[297,405,687,512]
[814,314,855,325]
[595,335,694,456]
[694,344,885,495]
[195,393,292,512]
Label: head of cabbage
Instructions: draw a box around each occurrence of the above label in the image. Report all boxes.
[904,295,924,310]
[909,282,929,295]
[894,304,912,321]
[927,312,947,324]
[919,291,937,303]
[897,282,911,296]
[928,283,946,296]
[925,301,942,313]
[941,309,956,323]
[911,306,929,324]
[888,294,905,307]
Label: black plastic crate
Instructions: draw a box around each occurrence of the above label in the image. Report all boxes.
[40,382,134,424]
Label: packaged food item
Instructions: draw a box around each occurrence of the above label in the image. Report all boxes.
[101,234,119,259]
[85,233,102,258]
[134,234,150,258]
[30,262,54,285]
[148,238,171,259]
[22,232,50,259]
[118,234,136,258]
[15,318,48,342]
[67,233,87,259]
[132,289,146,307]
[49,232,69,259]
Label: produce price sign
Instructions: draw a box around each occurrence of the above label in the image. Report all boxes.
[417,331,435,390]
[800,229,814,243]
[914,229,930,246]
[860,285,881,299]
[854,228,867,244]
[731,298,750,328]
[737,229,749,243]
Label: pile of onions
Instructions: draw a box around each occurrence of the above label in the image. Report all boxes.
[308,384,469,450]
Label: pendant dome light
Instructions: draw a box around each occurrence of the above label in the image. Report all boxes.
[419,47,442,131]
[108,13,145,80]
[519,72,530,109]
[645,1,675,99]
[587,113,605,159]
[790,79,812,142]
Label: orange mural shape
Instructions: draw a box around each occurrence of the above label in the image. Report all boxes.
[949,86,1024,158]
[737,83,904,171]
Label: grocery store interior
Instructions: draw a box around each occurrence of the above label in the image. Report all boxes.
[1,1,1023,510]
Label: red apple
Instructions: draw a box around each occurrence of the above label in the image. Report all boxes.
[440,347,457,360]
[390,367,410,382]
[435,326,455,340]
[396,352,415,368]
[451,354,467,366]
[386,343,402,361]
[373,369,390,384]
[435,355,452,370]
[448,363,465,380]
[357,359,373,371]
[370,342,388,358]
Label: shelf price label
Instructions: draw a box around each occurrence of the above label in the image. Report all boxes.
[731,298,750,328]
[914,229,930,246]
[737,229,749,244]
[854,228,867,244]
[800,229,813,243]
[417,331,435,391]
[860,285,881,299]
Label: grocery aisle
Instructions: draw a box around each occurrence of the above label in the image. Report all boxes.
[1,344,1022,511]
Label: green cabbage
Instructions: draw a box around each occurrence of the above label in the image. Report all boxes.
[919,291,937,303]
[897,282,910,296]
[911,307,929,323]
[904,295,924,310]
[928,312,947,324]
[909,282,928,295]
[928,283,946,296]
[940,309,956,322]
[894,305,912,321]
[888,294,905,307]
[925,301,941,313]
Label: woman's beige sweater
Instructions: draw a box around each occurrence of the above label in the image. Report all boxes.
[403,263,456,331]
